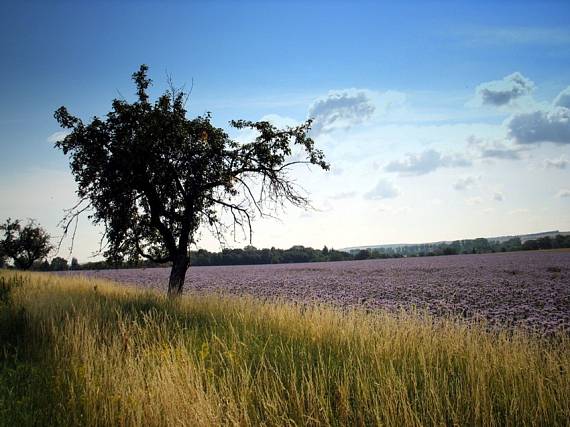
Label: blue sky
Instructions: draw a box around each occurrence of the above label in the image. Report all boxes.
[1,0,569,261]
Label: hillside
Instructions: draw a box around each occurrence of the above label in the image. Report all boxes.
[341,230,570,253]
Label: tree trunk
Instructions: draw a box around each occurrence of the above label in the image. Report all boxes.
[168,254,189,296]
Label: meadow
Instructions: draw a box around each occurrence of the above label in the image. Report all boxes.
[1,269,569,426]
[74,251,570,333]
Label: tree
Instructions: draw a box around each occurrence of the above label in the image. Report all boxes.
[0,244,5,269]
[354,249,370,260]
[50,256,69,271]
[0,218,53,269]
[54,65,328,295]
[71,257,79,270]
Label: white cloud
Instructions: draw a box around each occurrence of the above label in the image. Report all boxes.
[507,86,570,145]
[475,72,534,107]
[508,106,570,145]
[364,178,399,200]
[385,149,472,176]
[46,130,71,144]
[467,135,525,161]
[544,155,568,170]
[453,176,478,191]
[493,192,504,202]
[306,89,407,136]
[308,89,375,134]
[556,189,570,198]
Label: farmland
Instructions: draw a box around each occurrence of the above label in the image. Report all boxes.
[1,270,569,425]
[70,251,570,333]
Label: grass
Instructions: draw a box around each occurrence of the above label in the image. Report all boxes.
[0,270,568,426]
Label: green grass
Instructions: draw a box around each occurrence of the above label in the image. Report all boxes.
[0,270,568,426]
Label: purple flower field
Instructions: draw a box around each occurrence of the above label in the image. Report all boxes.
[71,251,570,333]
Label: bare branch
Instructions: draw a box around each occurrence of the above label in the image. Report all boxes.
[56,196,91,256]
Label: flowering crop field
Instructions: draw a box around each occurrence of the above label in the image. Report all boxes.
[72,251,570,333]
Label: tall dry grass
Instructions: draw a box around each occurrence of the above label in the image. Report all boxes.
[0,270,568,426]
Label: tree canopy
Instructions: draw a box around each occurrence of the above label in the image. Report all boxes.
[0,218,52,269]
[54,65,328,294]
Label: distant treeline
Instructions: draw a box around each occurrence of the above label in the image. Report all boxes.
[360,234,570,258]
[23,233,570,271]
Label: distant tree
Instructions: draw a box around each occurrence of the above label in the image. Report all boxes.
[354,249,370,260]
[322,245,329,255]
[0,245,5,269]
[536,236,553,250]
[442,246,458,255]
[50,256,69,271]
[54,65,328,295]
[71,257,79,270]
[0,218,53,269]
[502,237,522,252]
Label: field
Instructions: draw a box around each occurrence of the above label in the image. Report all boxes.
[1,270,569,426]
[73,251,570,333]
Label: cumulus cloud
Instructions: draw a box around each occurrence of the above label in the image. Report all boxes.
[475,72,534,107]
[385,149,471,176]
[364,178,400,200]
[308,89,375,134]
[556,189,570,198]
[453,176,478,191]
[544,155,568,170]
[47,130,70,143]
[508,107,570,145]
[507,86,570,145]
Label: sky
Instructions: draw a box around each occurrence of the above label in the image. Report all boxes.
[1,0,569,262]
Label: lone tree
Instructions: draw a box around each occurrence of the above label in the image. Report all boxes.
[54,65,328,295]
[0,218,53,269]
